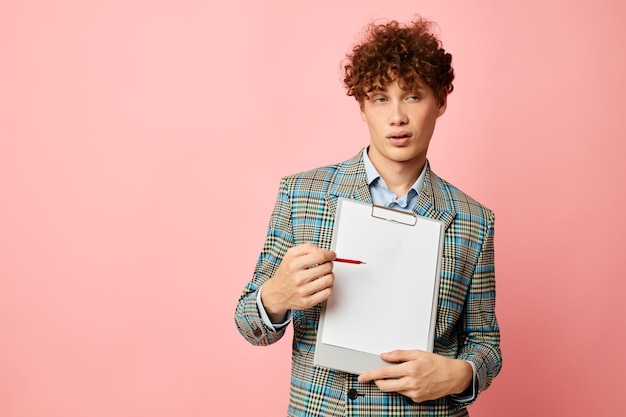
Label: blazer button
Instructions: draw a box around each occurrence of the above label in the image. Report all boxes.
[347,389,360,400]
[252,327,262,337]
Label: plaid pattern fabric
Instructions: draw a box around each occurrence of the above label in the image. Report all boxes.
[235,150,501,417]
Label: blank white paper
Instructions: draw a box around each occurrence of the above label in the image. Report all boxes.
[320,198,443,355]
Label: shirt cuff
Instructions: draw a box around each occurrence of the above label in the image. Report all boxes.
[449,360,477,403]
[256,285,292,331]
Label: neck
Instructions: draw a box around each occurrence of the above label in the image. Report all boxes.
[369,155,426,198]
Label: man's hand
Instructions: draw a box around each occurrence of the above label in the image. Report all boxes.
[261,243,336,322]
[358,350,473,403]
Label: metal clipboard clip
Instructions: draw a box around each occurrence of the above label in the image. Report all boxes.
[370,204,417,226]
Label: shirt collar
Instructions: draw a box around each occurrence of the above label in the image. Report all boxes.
[362,147,428,196]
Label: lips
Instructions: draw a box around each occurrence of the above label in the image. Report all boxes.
[386,131,413,145]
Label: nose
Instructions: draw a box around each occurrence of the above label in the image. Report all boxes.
[389,101,408,125]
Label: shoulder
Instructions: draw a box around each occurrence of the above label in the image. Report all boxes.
[429,169,495,224]
[279,151,364,194]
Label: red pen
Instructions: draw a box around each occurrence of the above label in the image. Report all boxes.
[334,258,366,265]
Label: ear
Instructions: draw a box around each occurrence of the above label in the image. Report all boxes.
[437,91,448,117]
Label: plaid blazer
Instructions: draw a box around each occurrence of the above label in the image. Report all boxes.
[235,150,501,417]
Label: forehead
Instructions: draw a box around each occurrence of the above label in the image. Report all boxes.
[367,70,428,90]
[366,77,429,95]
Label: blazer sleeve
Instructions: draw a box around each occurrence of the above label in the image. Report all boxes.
[234,177,295,346]
[456,209,502,397]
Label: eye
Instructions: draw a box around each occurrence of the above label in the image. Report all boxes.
[371,96,387,103]
[406,94,421,102]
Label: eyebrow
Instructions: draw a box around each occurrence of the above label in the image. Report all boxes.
[366,86,426,96]
[404,85,427,92]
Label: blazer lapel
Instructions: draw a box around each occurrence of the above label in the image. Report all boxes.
[323,150,371,215]
[322,154,456,232]
[413,163,456,231]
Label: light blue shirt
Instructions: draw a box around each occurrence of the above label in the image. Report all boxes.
[362,147,426,211]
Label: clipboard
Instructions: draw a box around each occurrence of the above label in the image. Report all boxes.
[314,197,444,374]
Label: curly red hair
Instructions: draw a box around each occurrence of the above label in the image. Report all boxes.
[343,18,454,105]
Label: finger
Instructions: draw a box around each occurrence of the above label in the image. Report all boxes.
[380,349,424,363]
[311,260,334,277]
[293,252,335,279]
[305,272,334,294]
[372,378,408,394]
[285,242,320,259]
[358,363,405,383]
[293,273,334,309]
[284,246,326,274]
[287,261,331,288]
[304,249,336,268]
[305,283,333,306]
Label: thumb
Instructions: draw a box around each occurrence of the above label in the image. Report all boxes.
[380,349,422,363]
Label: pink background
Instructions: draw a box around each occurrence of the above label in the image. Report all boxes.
[2,1,625,416]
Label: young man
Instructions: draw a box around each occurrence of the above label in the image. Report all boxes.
[235,18,501,417]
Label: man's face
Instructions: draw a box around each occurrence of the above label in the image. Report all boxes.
[361,78,446,173]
